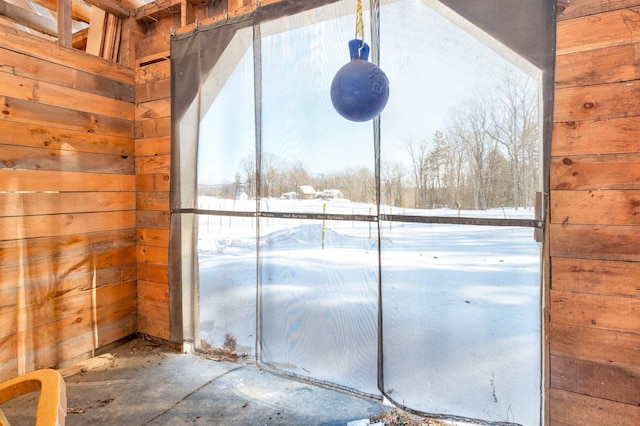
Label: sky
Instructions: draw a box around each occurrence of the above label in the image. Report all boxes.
[197,0,534,186]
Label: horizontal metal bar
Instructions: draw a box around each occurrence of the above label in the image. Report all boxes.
[174,209,542,228]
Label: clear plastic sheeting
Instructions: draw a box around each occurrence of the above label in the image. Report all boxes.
[259,1,376,214]
[198,214,257,356]
[380,220,541,424]
[258,217,379,396]
[170,0,551,423]
[197,32,255,213]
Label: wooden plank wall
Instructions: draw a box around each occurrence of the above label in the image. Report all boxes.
[550,1,640,423]
[135,58,172,340]
[0,25,136,382]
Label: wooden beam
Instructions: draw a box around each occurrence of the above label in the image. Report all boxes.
[81,0,130,18]
[0,0,57,36]
[57,0,72,46]
[86,6,106,55]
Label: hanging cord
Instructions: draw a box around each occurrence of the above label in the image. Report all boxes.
[355,0,365,48]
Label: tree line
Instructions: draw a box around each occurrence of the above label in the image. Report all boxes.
[201,72,539,211]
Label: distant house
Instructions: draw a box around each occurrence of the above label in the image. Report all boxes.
[298,185,318,199]
[319,189,343,200]
[280,191,297,200]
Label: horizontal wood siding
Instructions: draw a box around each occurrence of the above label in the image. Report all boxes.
[135,59,171,340]
[0,28,135,382]
[550,1,640,423]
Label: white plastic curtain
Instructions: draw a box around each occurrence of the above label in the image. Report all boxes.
[170,1,554,424]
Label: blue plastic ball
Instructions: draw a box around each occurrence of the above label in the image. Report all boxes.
[331,40,389,122]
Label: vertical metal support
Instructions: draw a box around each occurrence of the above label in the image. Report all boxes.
[253,23,263,363]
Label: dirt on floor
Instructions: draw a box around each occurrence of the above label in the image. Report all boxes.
[370,408,449,426]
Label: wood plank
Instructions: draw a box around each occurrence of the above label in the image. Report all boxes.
[0,211,136,241]
[135,98,170,120]
[57,353,114,378]
[0,121,133,156]
[134,116,171,139]
[133,0,181,22]
[550,153,640,191]
[136,51,170,67]
[72,27,89,50]
[549,388,640,425]
[0,330,95,379]
[136,210,170,229]
[135,59,170,84]
[0,192,135,217]
[556,0,640,21]
[0,0,57,36]
[0,144,134,174]
[550,322,640,367]
[550,289,640,333]
[0,47,135,102]
[0,276,136,335]
[550,190,640,225]
[136,173,170,192]
[0,25,133,85]
[553,80,640,123]
[0,322,92,367]
[135,32,170,62]
[555,43,640,89]
[0,243,136,286]
[1,248,136,299]
[86,6,107,55]
[0,298,135,371]
[0,71,133,121]
[0,169,135,192]
[135,77,170,103]
[135,155,170,174]
[0,229,136,266]
[552,257,640,298]
[137,245,169,265]
[135,136,170,156]
[137,228,169,247]
[137,298,169,322]
[58,0,72,47]
[81,0,130,19]
[137,263,169,284]
[118,16,141,68]
[556,7,640,55]
[137,315,170,341]
[552,117,640,156]
[0,96,133,138]
[138,280,168,304]
[137,191,169,211]
[96,312,136,347]
[550,354,640,405]
[103,13,116,60]
[112,16,123,62]
[550,223,640,261]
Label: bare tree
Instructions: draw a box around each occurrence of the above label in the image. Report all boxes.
[488,72,538,209]
[403,136,430,208]
[261,152,281,198]
[448,97,495,210]
[240,156,256,198]
[382,161,405,207]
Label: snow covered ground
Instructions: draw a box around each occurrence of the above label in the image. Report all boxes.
[197,197,541,425]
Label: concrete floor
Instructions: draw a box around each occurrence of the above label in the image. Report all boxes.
[1,337,389,425]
